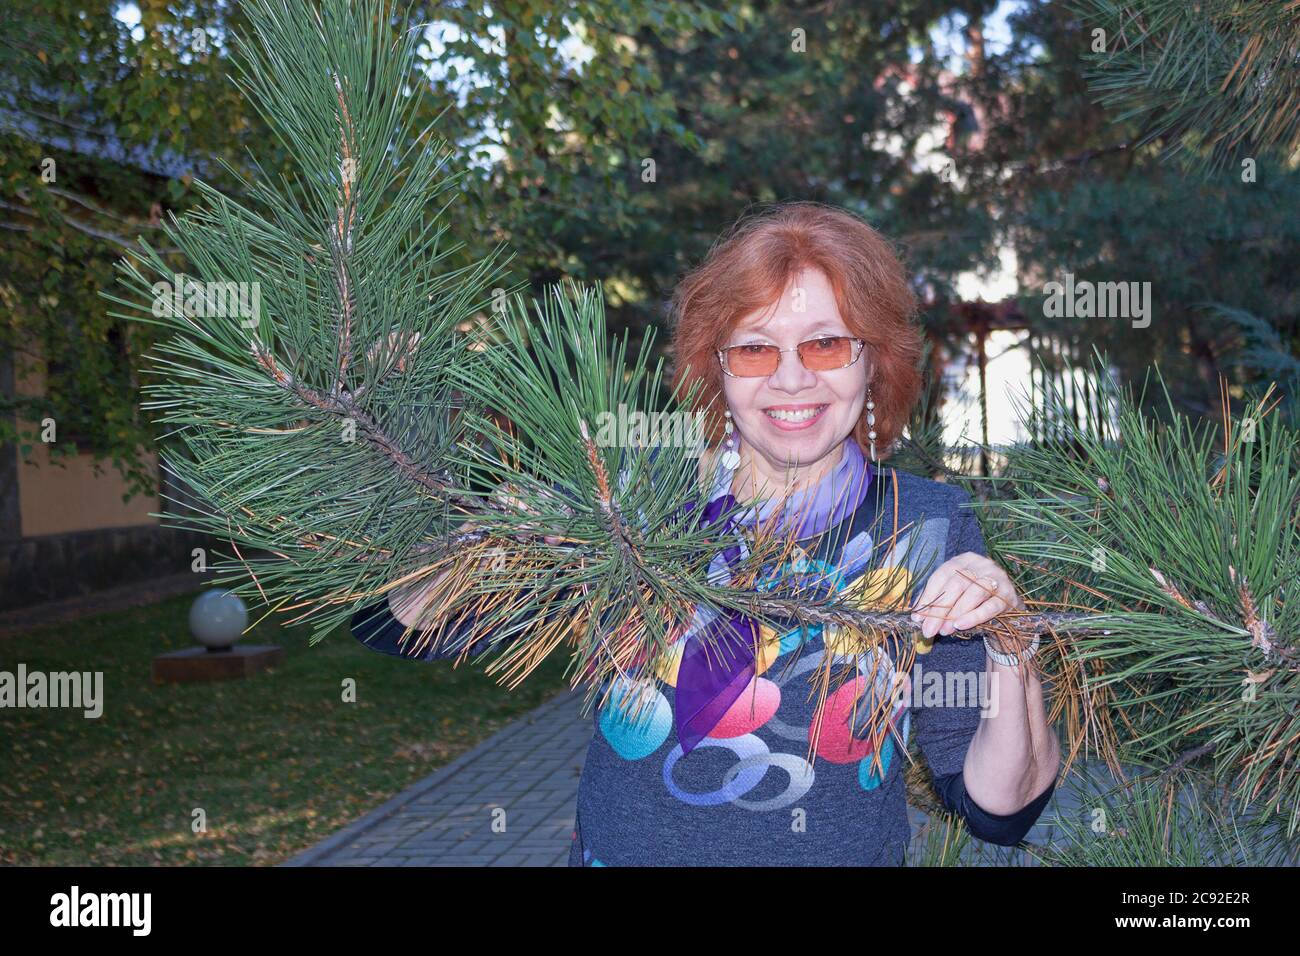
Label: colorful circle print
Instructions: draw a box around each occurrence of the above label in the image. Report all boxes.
[598,678,673,760]
[592,541,919,813]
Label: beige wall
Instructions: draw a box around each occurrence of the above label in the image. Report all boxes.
[12,342,160,538]
[14,435,160,537]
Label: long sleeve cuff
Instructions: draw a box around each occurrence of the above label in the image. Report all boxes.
[931,770,1056,846]
[350,598,470,660]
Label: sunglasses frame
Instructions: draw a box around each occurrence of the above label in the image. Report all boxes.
[715,335,866,378]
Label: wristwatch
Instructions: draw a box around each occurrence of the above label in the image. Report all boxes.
[983,631,1041,667]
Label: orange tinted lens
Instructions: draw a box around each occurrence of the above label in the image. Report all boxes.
[798,336,853,370]
[726,344,780,376]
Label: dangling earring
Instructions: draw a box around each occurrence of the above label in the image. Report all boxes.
[866,386,878,463]
[721,409,740,469]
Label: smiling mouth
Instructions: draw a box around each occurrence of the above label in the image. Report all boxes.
[763,403,829,423]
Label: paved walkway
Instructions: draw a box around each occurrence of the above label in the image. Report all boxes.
[284,690,592,867]
[284,687,1074,867]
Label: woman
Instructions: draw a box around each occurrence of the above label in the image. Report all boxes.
[352,201,1060,866]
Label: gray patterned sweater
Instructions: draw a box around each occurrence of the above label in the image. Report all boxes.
[352,466,1056,866]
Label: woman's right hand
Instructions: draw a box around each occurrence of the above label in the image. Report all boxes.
[387,480,564,627]
[486,480,565,546]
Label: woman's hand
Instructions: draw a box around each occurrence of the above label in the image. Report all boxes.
[909,552,1024,639]
[488,480,565,545]
[388,481,564,627]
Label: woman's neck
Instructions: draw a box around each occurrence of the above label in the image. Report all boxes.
[728,438,845,504]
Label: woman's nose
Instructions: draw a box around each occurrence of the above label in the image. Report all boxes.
[767,348,818,390]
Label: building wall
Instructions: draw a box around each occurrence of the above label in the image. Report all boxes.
[17,434,161,536]
[9,337,160,535]
[1,338,212,612]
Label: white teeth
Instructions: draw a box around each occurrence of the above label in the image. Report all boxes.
[765,405,826,422]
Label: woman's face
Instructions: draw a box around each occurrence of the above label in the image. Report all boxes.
[720,267,868,486]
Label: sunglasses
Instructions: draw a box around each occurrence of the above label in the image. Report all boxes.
[716,335,866,378]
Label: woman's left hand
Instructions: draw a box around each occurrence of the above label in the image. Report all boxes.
[910,552,1025,639]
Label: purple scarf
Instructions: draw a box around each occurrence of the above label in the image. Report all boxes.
[673,436,874,754]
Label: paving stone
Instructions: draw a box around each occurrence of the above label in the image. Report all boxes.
[289,688,1088,868]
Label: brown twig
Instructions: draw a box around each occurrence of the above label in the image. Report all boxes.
[332,70,357,394]
[1155,740,1218,788]
[247,337,477,508]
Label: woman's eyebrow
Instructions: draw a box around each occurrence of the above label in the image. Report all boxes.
[731,325,847,344]
[725,329,772,345]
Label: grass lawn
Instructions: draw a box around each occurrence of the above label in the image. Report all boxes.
[0,589,572,865]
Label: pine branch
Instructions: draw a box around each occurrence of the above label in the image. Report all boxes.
[1071,0,1300,175]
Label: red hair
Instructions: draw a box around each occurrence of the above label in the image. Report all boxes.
[667,201,923,460]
